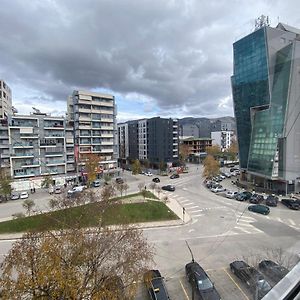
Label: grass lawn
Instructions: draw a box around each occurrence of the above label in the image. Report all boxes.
[0,192,178,234]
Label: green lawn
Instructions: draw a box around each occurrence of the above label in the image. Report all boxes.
[0,192,178,234]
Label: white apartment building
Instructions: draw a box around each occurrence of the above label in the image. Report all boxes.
[117,123,129,159]
[0,80,12,119]
[68,90,117,171]
[8,112,75,179]
[211,130,235,151]
[138,119,147,160]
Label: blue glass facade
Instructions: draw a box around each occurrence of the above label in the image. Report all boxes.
[231,28,270,169]
[248,44,292,177]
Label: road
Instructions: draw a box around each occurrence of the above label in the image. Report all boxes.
[0,164,299,299]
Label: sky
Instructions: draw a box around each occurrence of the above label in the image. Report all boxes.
[1,0,299,122]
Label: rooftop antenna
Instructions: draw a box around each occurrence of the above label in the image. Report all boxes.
[255,15,270,31]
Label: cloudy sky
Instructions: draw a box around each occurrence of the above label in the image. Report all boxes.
[1,0,299,122]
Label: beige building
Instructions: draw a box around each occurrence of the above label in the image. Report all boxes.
[0,80,12,120]
[68,90,117,171]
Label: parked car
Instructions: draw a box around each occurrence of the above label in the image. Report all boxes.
[248,204,270,215]
[115,177,124,184]
[152,177,160,183]
[10,193,20,200]
[54,186,62,194]
[186,261,221,300]
[170,173,179,179]
[219,174,226,179]
[212,176,222,182]
[236,191,252,201]
[145,171,153,176]
[266,195,278,207]
[225,191,238,199]
[250,194,264,204]
[67,186,85,196]
[281,198,300,210]
[230,260,271,299]
[20,191,29,199]
[92,180,101,187]
[144,270,170,300]
[258,260,289,284]
[224,172,232,178]
[162,185,175,192]
[211,186,226,193]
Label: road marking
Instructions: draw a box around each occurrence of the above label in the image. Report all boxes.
[289,219,296,226]
[223,268,250,300]
[179,279,190,300]
[190,209,203,213]
[188,206,199,209]
[180,199,191,203]
[235,227,251,234]
[184,203,196,206]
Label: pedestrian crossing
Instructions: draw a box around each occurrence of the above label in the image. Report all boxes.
[167,193,265,235]
[264,216,300,231]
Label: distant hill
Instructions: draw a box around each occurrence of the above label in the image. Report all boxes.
[179,116,235,125]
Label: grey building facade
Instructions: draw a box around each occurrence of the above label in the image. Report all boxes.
[232,22,300,193]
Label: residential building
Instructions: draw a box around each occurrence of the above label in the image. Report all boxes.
[0,80,12,119]
[232,22,300,193]
[182,137,212,154]
[68,90,117,171]
[8,112,75,179]
[118,117,179,165]
[117,122,129,160]
[211,130,235,151]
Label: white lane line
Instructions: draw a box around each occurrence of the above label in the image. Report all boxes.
[180,199,191,203]
[236,227,251,234]
[190,209,203,213]
[188,206,199,209]
[184,203,196,206]
[236,222,254,228]
[289,219,296,226]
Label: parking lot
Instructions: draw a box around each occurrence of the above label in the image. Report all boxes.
[135,268,253,300]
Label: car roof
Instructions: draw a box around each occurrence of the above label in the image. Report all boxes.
[186,262,206,277]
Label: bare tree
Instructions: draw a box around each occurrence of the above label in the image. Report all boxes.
[156,186,162,198]
[0,226,154,299]
[149,182,156,192]
[138,183,144,192]
[22,199,35,216]
[115,182,129,197]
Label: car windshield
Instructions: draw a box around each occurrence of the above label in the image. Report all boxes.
[197,278,213,290]
[257,280,271,292]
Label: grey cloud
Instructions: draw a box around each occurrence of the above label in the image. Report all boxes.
[0,0,299,117]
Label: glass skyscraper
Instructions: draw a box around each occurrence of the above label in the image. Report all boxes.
[232,23,300,194]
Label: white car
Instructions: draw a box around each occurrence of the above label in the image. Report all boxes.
[20,192,29,199]
[144,172,153,176]
[67,186,84,195]
[225,191,238,199]
[211,186,226,193]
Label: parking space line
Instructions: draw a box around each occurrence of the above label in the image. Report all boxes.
[179,279,190,300]
[188,206,199,209]
[190,209,203,213]
[184,203,195,206]
[223,268,250,300]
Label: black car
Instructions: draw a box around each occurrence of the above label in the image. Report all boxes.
[281,199,300,210]
[152,177,160,183]
[266,195,278,207]
[186,261,221,300]
[170,173,179,179]
[235,191,252,201]
[248,204,270,215]
[115,177,124,184]
[144,270,170,300]
[258,260,289,284]
[230,261,271,299]
[162,185,175,192]
[250,194,264,204]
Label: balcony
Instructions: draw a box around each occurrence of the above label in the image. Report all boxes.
[1,153,10,158]
[11,153,35,158]
[0,134,9,139]
[45,152,63,157]
[13,142,34,148]
[44,123,64,130]
[100,126,114,130]
[100,133,114,138]
[79,124,91,130]
[46,160,65,166]
[14,172,39,178]
[20,133,39,139]
[100,149,114,153]
[0,142,9,148]
[10,121,37,127]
